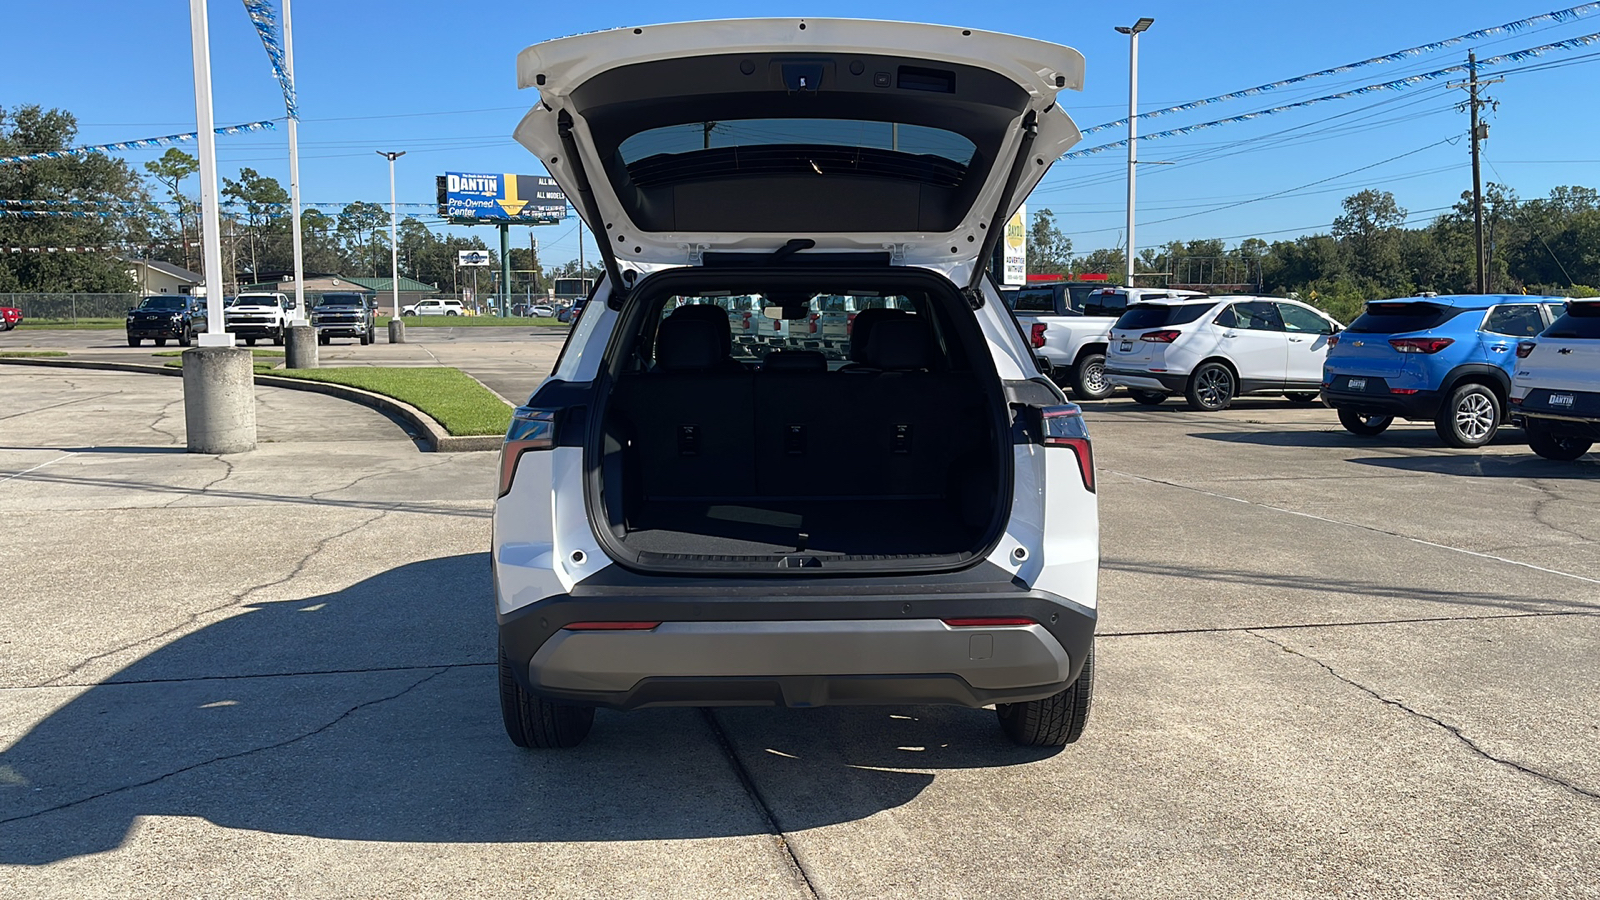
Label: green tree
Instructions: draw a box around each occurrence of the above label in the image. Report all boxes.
[1027,208,1073,275]
[222,167,290,282]
[337,201,388,276]
[1332,189,1408,292]
[143,149,198,272]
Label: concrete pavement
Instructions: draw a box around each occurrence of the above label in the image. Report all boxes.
[1,364,1597,898]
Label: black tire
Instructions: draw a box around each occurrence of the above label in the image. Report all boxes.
[244,336,256,347]
[273,329,285,347]
[154,337,167,347]
[318,333,329,346]
[1286,392,1320,405]
[1338,408,1393,436]
[1070,352,1114,401]
[447,310,459,317]
[1185,362,1236,411]
[1434,383,1501,448]
[498,645,594,749]
[1527,423,1593,461]
[360,330,372,346]
[998,641,1093,747]
[127,335,140,347]
[1129,390,1167,407]
[178,327,192,347]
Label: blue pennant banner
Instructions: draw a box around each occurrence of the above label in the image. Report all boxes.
[1064,32,1600,159]
[1081,2,1600,136]
[0,121,278,166]
[241,0,299,119]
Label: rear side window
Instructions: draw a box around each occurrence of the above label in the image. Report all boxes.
[1115,303,1213,330]
[1084,291,1127,318]
[1348,302,1459,334]
[1544,304,1600,339]
[1483,304,1546,337]
[1279,303,1335,335]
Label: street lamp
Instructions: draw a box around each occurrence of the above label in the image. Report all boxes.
[1114,17,1154,288]
[377,150,406,330]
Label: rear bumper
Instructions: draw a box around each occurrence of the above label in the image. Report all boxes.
[497,587,1096,710]
[1106,366,1186,393]
[1321,386,1442,419]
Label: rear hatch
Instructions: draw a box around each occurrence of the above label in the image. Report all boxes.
[1325,300,1467,391]
[1520,301,1600,397]
[513,19,1083,275]
[1106,301,1216,369]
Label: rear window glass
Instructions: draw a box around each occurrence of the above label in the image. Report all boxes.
[1348,302,1460,334]
[1115,303,1212,330]
[1544,304,1600,339]
[1008,288,1056,313]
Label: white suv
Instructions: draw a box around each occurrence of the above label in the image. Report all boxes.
[403,298,467,317]
[1105,295,1343,410]
[1511,299,1600,460]
[493,19,1100,749]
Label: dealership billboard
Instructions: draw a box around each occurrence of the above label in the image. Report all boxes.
[436,173,568,224]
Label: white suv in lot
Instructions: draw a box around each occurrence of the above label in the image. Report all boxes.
[403,298,467,317]
[493,19,1100,749]
[1512,298,1600,460]
[1105,295,1344,410]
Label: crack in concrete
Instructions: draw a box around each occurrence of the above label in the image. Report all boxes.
[0,667,450,827]
[146,397,184,445]
[0,391,123,422]
[36,509,391,688]
[1521,478,1596,545]
[308,455,452,501]
[1099,609,1591,639]
[1248,629,1600,803]
[162,456,237,509]
[701,708,823,899]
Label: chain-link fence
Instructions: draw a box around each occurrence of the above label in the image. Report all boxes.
[0,294,141,324]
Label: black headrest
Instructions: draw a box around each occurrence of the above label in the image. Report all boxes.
[656,317,725,371]
[668,303,733,356]
[863,318,936,371]
[849,307,911,362]
[762,350,827,374]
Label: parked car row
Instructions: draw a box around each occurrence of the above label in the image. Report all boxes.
[123,292,380,347]
[1015,285,1596,462]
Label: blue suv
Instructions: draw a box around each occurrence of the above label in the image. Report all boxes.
[1322,294,1565,447]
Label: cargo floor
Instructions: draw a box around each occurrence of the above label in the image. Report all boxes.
[622,499,976,557]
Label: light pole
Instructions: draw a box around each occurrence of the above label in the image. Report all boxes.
[1115,17,1154,288]
[377,150,405,341]
[284,0,306,325]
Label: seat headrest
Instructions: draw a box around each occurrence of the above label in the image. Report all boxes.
[656,317,725,371]
[668,303,733,356]
[863,318,936,371]
[849,307,911,362]
[762,350,827,374]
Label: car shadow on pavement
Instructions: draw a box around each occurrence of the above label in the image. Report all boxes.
[1185,429,1529,450]
[1348,454,1599,479]
[0,553,1041,864]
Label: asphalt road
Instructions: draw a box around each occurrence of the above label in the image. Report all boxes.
[0,361,1597,898]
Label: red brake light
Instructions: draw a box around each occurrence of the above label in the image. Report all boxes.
[943,617,1035,627]
[1516,340,1536,358]
[1030,322,1047,348]
[562,621,662,631]
[1140,330,1181,343]
[1327,334,1340,348]
[498,407,556,497]
[1389,337,1454,354]
[1390,388,1420,395]
[1041,404,1095,492]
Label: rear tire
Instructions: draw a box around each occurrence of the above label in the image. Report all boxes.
[1185,362,1236,411]
[1527,422,1593,461]
[499,645,594,749]
[998,641,1093,747]
[1338,409,1393,436]
[1070,353,1114,401]
[1286,392,1320,405]
[1435,383,1500,448]
[1129,390,1167,407]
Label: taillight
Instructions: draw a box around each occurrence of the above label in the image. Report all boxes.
[1516,340,1536,358]
[1389,337,1454,354]
[1327,334,1340,348]
[1041,404,1094,492]
[741,312,751,331]
[809,313,819,334]
[942,617,1035,627]
[846,312,857,335]
[1030,322,1047,348]
[562,621,662,631]
[498,407,556,496]
[1140,330,1181,343]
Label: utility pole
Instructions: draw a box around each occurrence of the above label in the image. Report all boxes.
[1115,18,1154,288]
[1452,51,1500,295]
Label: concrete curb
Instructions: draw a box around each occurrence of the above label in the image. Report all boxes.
[0,357,503,453]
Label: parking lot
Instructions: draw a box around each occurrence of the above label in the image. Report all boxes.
[1,349,1597,898]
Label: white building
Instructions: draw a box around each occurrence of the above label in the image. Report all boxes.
[124,259,203,296]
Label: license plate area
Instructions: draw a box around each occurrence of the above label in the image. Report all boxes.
[1347,377,1367,391]
[1119,341,1133,353]
[1551,393,1574,407]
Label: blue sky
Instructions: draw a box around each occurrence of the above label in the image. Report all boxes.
[6,1,1599,266]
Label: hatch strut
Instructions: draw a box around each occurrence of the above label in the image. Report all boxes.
[556,109,631,307]
[964,110,1040,308]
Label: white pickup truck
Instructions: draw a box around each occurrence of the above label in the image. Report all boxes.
[224,291,292,346]
[1005,283,1205,400]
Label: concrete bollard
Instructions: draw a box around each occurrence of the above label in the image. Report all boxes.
[387,317,406,344]
[182,347,256,454]
[284,324,318,369]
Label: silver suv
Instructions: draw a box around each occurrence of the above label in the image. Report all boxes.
[493,18,1101,749]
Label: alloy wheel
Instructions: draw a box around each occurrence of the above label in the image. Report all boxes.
[1455,393,1496,442]
[1195,367,1232,409]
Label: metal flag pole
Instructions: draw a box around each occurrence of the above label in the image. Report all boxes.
[284,0,307,324]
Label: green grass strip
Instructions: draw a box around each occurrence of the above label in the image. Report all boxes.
[152,349,283,358]
[268,366,511,435]
[15,319,124,330]
[377,315,566,328]
[0,350,69,358]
